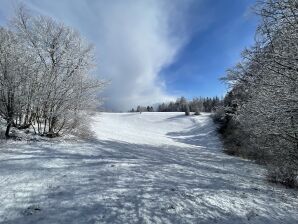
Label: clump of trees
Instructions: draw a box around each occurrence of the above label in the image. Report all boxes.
[215,0,298,187]
[130,97,222,115]
[157,97,222,113]
[130,106,154,112]
[0,7,105,138]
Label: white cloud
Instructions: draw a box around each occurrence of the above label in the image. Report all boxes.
[0,0,193,111]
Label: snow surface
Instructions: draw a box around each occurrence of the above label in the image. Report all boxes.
[0,112,297,224]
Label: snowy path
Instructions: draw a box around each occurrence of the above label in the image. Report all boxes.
[0,112,297,224]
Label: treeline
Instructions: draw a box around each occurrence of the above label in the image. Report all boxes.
[131,96,222,114]
[158,97,222,113]
[131,106,154,112]
[0,7,104,138]
[214,0,297,187]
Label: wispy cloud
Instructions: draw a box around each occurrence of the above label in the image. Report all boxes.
[0,0,194,111]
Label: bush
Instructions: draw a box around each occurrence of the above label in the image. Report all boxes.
[267,165,298,188]
[194,111,200,116]
[65,112,97,140]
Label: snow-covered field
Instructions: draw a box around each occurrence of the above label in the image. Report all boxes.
[0,112,297,224]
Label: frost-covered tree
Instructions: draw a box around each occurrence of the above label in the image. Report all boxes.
[217,0,298,187]
[185,103,190,116]
[0,28,24,136]
[0,7,105,138]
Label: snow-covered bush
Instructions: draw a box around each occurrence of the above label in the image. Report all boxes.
[185,104,190,116]
[62,111,96,140]
[194,111,200,116]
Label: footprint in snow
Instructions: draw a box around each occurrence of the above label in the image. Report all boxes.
[22,205,42,216]
[246,209,258,220]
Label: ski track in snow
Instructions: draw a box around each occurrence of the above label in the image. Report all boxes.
[0,112,297,224]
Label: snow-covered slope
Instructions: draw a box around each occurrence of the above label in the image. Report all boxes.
[92,112,211,146]
[0,112,297,224]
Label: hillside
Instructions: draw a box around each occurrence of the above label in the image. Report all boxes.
[0,113,297,223]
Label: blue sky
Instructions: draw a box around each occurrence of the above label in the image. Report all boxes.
[0,0,258,110]
[160,0,258,99]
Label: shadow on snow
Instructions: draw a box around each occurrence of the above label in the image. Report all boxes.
[0,116,297,223]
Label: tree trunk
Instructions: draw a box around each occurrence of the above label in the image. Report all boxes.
[5,122,11,138]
